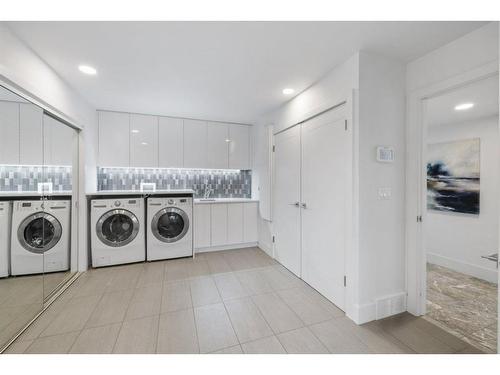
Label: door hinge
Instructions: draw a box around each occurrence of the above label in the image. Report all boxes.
[272,145,275,152]
[344,120,348,131]
[344,275,347,287]
[417,215,423,223]
[272,235,275,243]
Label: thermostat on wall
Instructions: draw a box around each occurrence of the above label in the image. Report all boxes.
[376,146,395,163]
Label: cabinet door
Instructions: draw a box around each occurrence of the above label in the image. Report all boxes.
[98,111,130,167]
[228,124,250,169]
[43,114,74,166]
[194,204,211,249]
[19,103,43,165]
[183,119,207,168]
[158,117,183,168]
[243,202,258,243]
[227,203,244,244]
[210,203,227,246]
[130,114,158,167]
[0,101,20,164]
[207,122,229,169]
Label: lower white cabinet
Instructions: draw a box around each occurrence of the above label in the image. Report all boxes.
[210,203,228,246]
[227,203,244,244]
[194,204,211,248]
[243,202,258,242]
[194,202,258,250]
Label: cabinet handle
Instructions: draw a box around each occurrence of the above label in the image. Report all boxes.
[289,202,300,207]
[301,203,307,209]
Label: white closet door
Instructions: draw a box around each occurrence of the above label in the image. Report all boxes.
[158,117,183,168]
[301,107,348,310]
[207,122,229,169]
[273,125,301,276]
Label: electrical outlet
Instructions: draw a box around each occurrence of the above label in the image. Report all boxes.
[378,187,392,200]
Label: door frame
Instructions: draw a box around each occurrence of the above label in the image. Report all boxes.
[271,91,357,320]
[405,61,499,328]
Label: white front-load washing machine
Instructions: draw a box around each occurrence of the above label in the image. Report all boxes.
[146,196,193,261]
[10,200,70,276]
[91,198,145,267]
[0,201,12,278]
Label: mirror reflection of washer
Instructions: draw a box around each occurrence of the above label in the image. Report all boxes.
[147,196,193,261]
[10,200,70,276]
[0,202,12,278]
[90,198,145,267]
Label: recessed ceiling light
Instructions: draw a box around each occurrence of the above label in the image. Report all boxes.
[454,102,474,111]
[282,88,295,95]
[131,129,139,134]
[78,65,97,75]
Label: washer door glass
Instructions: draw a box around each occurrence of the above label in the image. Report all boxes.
[19,213,62,254]
[97,209,139,247]
[152,208,189,243]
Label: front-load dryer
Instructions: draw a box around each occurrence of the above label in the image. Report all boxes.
[91,198,145,267]
[147,196,193,261]
[10,200,70,276]
[0,201,12,278]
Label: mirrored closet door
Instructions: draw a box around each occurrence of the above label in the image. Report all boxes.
[0,85,79,351]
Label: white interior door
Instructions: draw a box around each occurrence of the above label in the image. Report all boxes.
[273,125,301,276]
[301,107,348,310]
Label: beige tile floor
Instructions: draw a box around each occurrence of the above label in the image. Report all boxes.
[426,263,498,353]
[3,248,485,354]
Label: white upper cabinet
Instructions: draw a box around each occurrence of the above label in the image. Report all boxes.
[158,117,183,168]
[98,111,130,167]
[183,119,207,168]
[43,114,74,166]
[207,122,229,169]
[228,124,251,170]
[130,114,158,167]
[0,101,20,164]
[19,103,43,165]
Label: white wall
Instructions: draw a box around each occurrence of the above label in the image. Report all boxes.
[357,52,407,321]
[405,21,499,315]
[0,23,97,271]
[426,116,499,283]
[255,51,407,324]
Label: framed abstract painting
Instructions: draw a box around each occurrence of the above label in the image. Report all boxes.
[427,138,480,215]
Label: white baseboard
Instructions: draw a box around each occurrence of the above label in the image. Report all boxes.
[349,291,407,324]
[258,241,273,257]
[195,242,258,253]
[427,252,498,284]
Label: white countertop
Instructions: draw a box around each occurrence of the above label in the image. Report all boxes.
[0,191,73,198]
[194,198,259,204]
[86,189,195,196]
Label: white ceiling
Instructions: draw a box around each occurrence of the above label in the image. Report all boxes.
[426,75,499,127]
[6,21,487,123]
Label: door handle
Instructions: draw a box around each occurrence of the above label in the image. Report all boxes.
[301,203,307,209]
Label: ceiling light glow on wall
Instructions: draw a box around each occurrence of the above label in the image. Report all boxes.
[78,65,97,75]
[454,102,474,111]
[282,88,295,95]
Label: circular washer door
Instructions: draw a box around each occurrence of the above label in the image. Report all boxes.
[96,209,139,247]
[18,212,62,254]
[151,207,189,243]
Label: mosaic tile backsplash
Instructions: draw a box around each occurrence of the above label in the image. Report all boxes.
[0,165,72,192]
[97,167,252,198]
